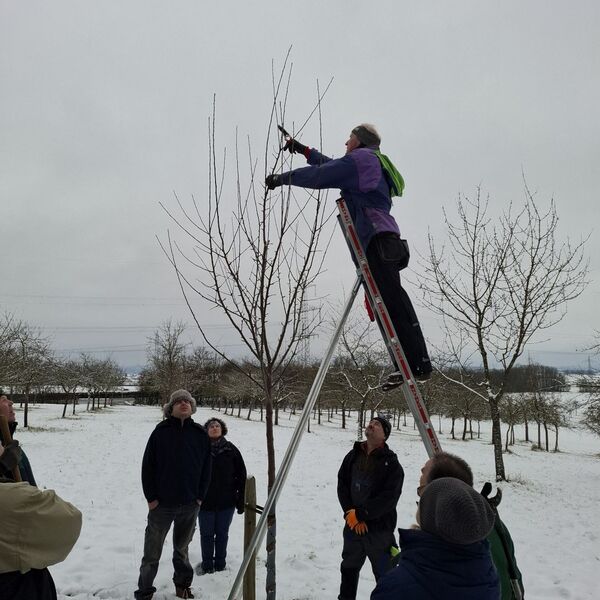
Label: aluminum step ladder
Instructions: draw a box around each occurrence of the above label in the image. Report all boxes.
[227,198,441,599]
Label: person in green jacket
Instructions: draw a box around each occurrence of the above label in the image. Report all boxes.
[418,452,524,600]
[0,393,36,486]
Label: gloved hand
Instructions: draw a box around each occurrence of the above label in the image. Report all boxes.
[283,138,308,155]
[345,508,359,530]
[236,504,245,515]
[354,521,369,535]
[0,440,21,473]
[265,174,282,190]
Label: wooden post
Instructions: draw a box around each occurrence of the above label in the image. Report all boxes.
[243,476,256,600]
[0,415,22,482]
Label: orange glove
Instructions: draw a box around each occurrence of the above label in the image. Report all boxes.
[345,509,369,535]
[354,521,369,535]
[345,509,359,530]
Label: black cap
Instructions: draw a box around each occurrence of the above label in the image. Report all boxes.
[372,416,392,440]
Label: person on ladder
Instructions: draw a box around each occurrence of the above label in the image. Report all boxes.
[265,123,432,381]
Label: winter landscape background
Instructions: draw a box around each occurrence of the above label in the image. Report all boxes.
[15,398,600,600]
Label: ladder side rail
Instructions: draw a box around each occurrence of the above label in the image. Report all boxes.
[227,275,363,600]
[336,198,442,457]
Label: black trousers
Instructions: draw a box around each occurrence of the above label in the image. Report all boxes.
[338,526,396,600]
[366,235,431,379]
[0,568,57,600]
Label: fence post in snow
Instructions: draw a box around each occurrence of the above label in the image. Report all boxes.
[243,476,257,600]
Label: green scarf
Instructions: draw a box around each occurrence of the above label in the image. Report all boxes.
[375,150,405,197]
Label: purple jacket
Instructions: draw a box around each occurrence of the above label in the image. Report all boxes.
[279,147,400,249]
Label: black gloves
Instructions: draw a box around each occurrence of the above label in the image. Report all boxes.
[283,138,308,155]
[0,440,21,474]
[265,174,282,190]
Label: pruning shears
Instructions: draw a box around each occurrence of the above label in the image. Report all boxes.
[277,124,292,150]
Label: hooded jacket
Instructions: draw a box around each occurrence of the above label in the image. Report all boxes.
[0,482,81,574]
[371,528,500,600]
[279,147,400,249]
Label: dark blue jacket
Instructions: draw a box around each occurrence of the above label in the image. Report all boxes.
[141,417,212,506]
[280,147,400,248]
[0,421,37,486]
[371,528,500,600]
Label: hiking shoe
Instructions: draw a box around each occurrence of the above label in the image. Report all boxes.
[415,370,432,382]
[381,371,404,392]
[175,585,194,599]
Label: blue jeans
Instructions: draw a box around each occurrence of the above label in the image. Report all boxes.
[199,507,235,571]
[135,502,199,600]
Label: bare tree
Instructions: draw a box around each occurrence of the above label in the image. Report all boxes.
[160,57,332,598]
[421,184,588,480]
[5,322,52,427]
[55,358,84,417]
[578,335,600,438]
[329,311,389,440]
[146,320,189,404]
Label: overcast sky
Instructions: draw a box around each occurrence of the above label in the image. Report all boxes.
[1,1,599,370]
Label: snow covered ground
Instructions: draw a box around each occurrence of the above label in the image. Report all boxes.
[11,400,600,600]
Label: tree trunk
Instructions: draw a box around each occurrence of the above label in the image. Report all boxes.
[554,426,559,452]
[524,418,529,442]
[264,388,276,600]
[265,507,276,600]
[341,405,346,429]
[450,417,456,440]
[62,397,68,418]
[489,398,506,481]
[24,391,30,428]
[544,422,549,451]
[462,415,468,440]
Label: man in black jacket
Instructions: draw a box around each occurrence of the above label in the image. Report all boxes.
[134,390,212,600]
[337,416,404,600]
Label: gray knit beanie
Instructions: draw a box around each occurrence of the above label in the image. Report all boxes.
[351,123,381,148]
[419,477,495,545]
[163,389,197,418]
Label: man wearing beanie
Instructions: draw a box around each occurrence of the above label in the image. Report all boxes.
[265,124,432,381]
[371,478,500,599]
[337,416,404,600]
[417,452,524,600]
[134,390,212,600]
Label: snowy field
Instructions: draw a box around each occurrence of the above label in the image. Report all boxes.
[11,400,600,600]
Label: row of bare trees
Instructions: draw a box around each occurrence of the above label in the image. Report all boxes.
[0,313,125,426]
[141,318,577,452]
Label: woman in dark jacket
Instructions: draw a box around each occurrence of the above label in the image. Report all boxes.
[371,478,500,600]
[196,418,247,574]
